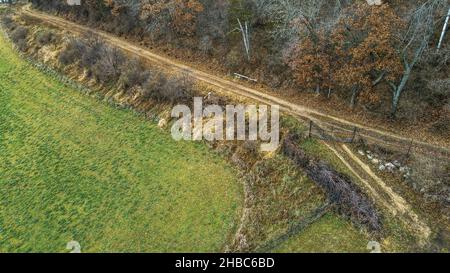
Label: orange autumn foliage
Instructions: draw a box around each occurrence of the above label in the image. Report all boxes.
[288,33,335,92]
[140,0,204,36]
[288,3,404,105]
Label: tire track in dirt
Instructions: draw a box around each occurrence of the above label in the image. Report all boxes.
[324,142,431,244]
[21,6,450,159]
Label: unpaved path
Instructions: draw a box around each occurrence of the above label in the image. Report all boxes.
[324,142,431,243]
[21,6,450,158]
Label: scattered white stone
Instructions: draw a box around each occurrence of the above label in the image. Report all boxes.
[393,160,401,167]
[379,165,386,171]
[158,118,167,129]
[367,0,383,6]
[67,0,81,6]
[385,163,396,172]
[372,158,380,165]
[399,166,410,173]
[367,154,373,160]
[358,150,365,156]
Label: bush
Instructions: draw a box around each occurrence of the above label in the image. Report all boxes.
[36,30,55,46]
[59,36,124,84]
[0,15,15,30]
[430,116,449,136]
[15,39,27,52]
[10,26,28,51]
[142,72,167,100]
[225,48,242,72]
[118,59,148,90]
[10,26,28,42]
[162,74,195,103]
[426,78,450,108]
[59,38,86,65]
[143,72,194,103]
[91,45,125,84]
[80,37,104,68]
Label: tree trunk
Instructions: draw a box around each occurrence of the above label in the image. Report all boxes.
[350,86,359,108]
[437,7,450,51]
[391,68,411,118]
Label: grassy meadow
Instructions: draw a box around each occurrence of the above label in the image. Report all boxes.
[274,213,368,253]
[0,32,243,252]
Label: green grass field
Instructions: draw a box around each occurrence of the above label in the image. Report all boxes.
[0,32,242,252]
[273,213,368,253]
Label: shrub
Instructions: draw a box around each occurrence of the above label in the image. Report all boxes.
[15,39,28,52]
[426,78,450,108]
[59,35,124,84]
[225,48,241,72]
[141,72,195,103]
[0,15,15,30]
[118,59,148,90]
[91,45,125,84]
[199,35,212,55]
[36,30,55,46]
[65,33,104,68]
[10,26,28,42]
[10,26,28,51]
[80,38,103,68]
[160,74,195,103]
[142,72,167,100]
[59,38,86,65]
[282,134,309,168]
[430,116,449,136]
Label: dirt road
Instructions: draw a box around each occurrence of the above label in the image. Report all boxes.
[21,6,449,159]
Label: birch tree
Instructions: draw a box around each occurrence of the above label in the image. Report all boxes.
[386,0,446,117]
[237,18,251,60]
[437,6,450,51]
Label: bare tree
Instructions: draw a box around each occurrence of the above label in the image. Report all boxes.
[254,0,348,45]
[386,0,447,117]
[437,6,450,51]
[237,18,251,60]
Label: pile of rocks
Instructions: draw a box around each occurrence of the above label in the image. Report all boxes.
[357,149,411,178]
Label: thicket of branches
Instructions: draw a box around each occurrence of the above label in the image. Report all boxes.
[283,134,382,232]
[31,0,449,123]
[58,33,195,103]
